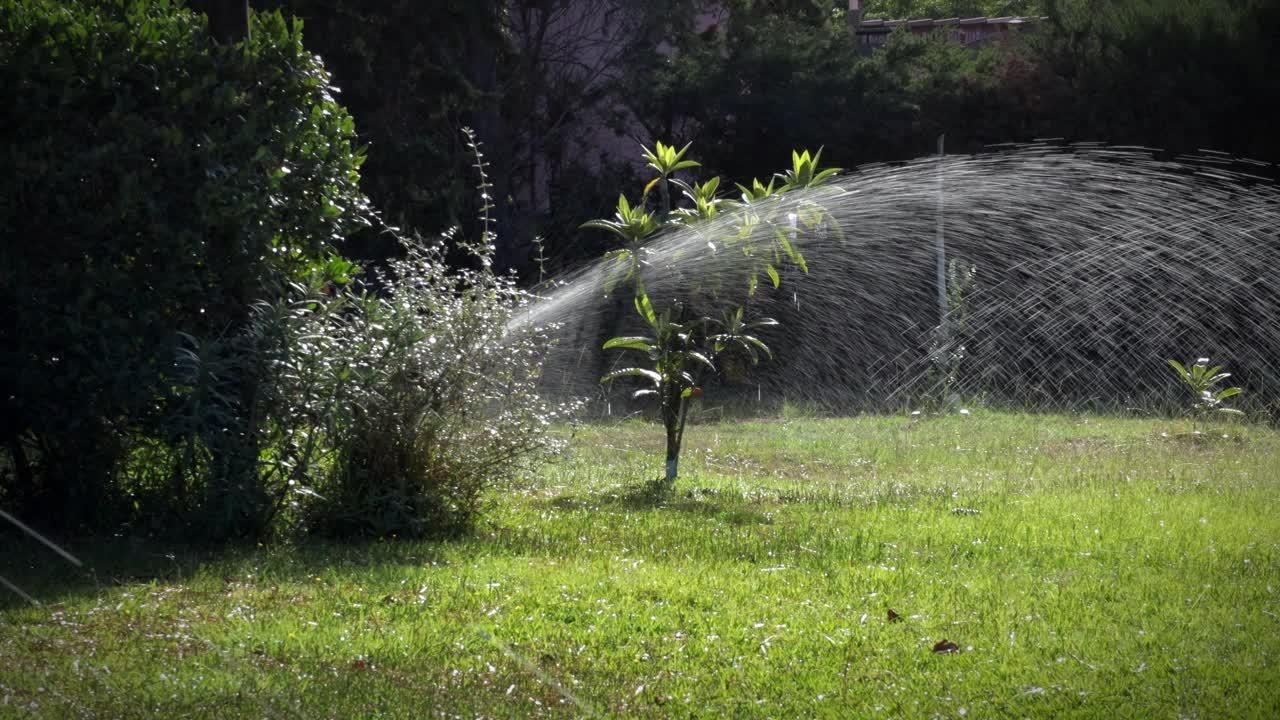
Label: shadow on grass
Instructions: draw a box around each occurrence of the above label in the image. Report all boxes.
[2,479,815,611]
[0,489,771,612]
[0,527,452,612]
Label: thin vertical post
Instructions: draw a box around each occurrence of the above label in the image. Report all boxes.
[788,212,800,310]
[935,134,947,327]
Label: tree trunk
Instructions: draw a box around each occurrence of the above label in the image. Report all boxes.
[662,390,688,485]
[664,406,680,484]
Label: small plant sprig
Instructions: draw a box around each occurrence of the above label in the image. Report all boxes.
[531,235,549,286]
[923,259,977,412]
[778,148,839,191]
[461,126,496,269]
[642,141,700,217]
[1168,357,1244,417]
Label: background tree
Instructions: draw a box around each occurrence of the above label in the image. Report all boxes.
[1029,0,1280,162]
[202,0,1280,279]
[250,0,696,275]
[252,0,506,262]
[189,0,250,43]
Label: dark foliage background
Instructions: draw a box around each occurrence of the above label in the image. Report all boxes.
[232,0,1278,277]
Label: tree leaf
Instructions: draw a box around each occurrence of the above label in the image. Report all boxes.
[603,336,655,352]
[635,291,657,326]
[743,335,773,361]
[601,367,662,385]
[686,351,715,371]
[766,264,781,288]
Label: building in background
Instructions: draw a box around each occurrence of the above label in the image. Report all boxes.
[845,0,1044,50]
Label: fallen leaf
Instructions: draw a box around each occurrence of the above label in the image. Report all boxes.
[932,639,960,654]
[887,609,902,623]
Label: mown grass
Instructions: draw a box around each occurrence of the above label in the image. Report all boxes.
[2,411,1278,718]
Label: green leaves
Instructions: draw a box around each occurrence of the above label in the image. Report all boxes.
[765,264,781,289]
[708,306,777,365]
[634,289,658,326]
[601,292,710,398]
[579,194,659,245]
[601,367,663,385]
[1169,357,1245,416]
[779,148,840,191]
[736,177,779,204]
[602,336,656,353]
[642,141,700,179]
[671,175,726,224]
[581,194,659,289]
[581,142,832,303]
[773,223,809,274]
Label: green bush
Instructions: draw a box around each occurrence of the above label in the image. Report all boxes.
[0,0,370,533]
[134,226,574,541]
[307,237,578,538]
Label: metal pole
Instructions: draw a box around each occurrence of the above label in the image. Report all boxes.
[935,134,947,327]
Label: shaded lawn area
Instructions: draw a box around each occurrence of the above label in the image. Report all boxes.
[2,412,1278,718]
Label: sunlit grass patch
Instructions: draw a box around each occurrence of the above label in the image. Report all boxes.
[2,412,1278,718]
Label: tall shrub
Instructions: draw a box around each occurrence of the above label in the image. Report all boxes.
[309,236,578,538]
[0,0,370,533]
[158,228,575,541]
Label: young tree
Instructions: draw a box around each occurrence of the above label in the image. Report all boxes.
[588,142,839,486]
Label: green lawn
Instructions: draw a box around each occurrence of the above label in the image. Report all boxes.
[2,412,1279,718]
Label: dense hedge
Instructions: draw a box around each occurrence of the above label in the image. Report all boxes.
[0,0,371,534]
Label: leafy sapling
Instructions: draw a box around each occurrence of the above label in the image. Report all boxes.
[1168,357,1244,419]
[602,292,776,486]
[586,140,837,488]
